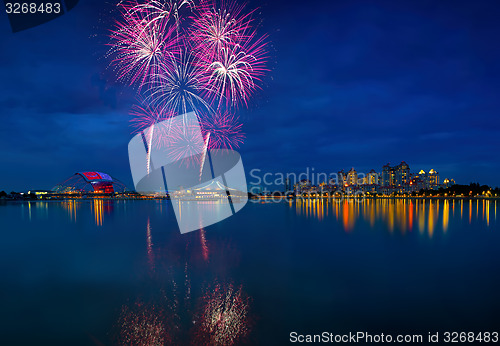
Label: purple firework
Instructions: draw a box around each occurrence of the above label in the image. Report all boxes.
[200,111,244,150]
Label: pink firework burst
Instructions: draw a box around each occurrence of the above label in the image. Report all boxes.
[107,1,179,89]
[200,111,244,149]
[130,102,176,148]
[167,118,205,167]
[201,31,268,108]
[188,0,253,61]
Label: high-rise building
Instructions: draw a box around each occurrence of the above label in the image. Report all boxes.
[382,163,395,186]
[417,169,440,190]
[346,168,358,186]
[428,169,439,188]
[394,161,410,187]
[337,169,346,186]
[367,169,379,185]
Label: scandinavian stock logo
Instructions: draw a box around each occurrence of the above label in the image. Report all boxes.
[128,112,248,234]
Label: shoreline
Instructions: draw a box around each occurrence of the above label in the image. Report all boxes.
[1,195,499,202]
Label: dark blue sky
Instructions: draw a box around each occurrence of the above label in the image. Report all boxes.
[1,0,499,191]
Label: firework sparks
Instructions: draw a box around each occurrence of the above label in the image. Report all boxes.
[107,2,179,89]
[130,101,178,173]
[130,102,175,137]
[129,0,195,31]
[188,0,252,60]
[201,34,268,108]
[193,282,251,346]
[115,302,171,346]
[166,117,206,166]
[147,51,213,116]
[200,111,244,149]
[108,0,270,170]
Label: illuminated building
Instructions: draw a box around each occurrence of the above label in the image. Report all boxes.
[294,179,311,194]
[360,169,380,193]
[53,172,127,194]
[394,161,410,188]
[416,169,440,190]
[346,168,358,186]
[428,169,440,188]
[171,180,246,200]
[443,178,456,188]
[27,190,52,199]
[367,169,379,185]
[382,164,394,187]
[381,162,409,192]
[408,175,425,192]
[337,170,346,186]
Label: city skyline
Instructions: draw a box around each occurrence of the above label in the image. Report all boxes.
[248,160,458,195]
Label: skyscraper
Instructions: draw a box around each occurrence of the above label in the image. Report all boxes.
[346,168,358,186]
[394,161,410,187]
[382,164,394,186]
[367,169,379,185]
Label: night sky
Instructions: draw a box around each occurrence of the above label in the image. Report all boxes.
[1,0,499,192]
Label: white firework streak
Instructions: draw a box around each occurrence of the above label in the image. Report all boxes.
[208,44,257,108]
[199,131,210,181]
[128,0,195,32]
[147,52,213,117]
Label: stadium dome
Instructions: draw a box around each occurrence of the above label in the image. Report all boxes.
[53,172,127,194]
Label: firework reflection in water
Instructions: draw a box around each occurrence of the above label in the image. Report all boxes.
[192,282,251,345]
[115,301,171,346]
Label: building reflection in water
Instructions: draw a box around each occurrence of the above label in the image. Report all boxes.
[62,200,79,222]
[22,201,49,221]
[291,198,496,236]
[91,199,114,226]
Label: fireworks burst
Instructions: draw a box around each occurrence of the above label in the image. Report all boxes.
[130,101,177,172]
[130,102,175,134]
[200,111,244,149]
[188,0,252,60]
[167,118,205,166]
[128,0,195,31]
[107,2,179,89]
[202,35,268,108]
[147,51,213,116]
[108,0,269,171]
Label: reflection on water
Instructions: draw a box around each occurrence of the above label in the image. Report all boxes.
[193,282,250,346]
[25,198,496,236]
[110,216,251,346]
[292,198,497,236]
[200,228,209,262]
[62,200,79,222]
[146,218,155,272]
[22,201,49,221]
[8,198,499,344]
[115,302,170,345]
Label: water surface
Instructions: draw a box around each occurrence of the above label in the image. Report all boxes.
[0,198,498,345]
